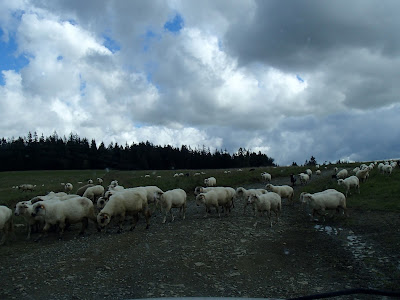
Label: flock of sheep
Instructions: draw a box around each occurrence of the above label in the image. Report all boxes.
[0,160,397,245]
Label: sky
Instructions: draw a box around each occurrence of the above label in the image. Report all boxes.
[1,0,400,166]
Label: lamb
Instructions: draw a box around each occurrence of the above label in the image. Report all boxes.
[204,177,217,187]
[0,205,13,245]
[195,190,220,218]
[76,184,94,196]
[154,188,187,223]
[301,189,347,221]
[336,169,348,179]
[337,176,360,197]
[299,173,310,185]
[356,168,369,183]
[247,192,282,227]
[235,187,268,214]
[261,172,272,183]
[18,184,36,192]
[83,185,105,203]
[265,184,294,204]
[31,196,97,240]
[97,189,150,232]
[64,183,73,194]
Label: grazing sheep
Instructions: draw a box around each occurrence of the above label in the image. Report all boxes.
[76,184,94,196]
[315,170,321,175]
[336,169,348,179]
[193,173,201,176]
[195,190,219,218]
[235,187,268,215]
[337,176,360,197]
[204,177,217,187]
[356,168,369,183]
[64,183,73,194]
[144,175,150,178]
[97,189,150,232]
[247,192,282,227]
[353,167,360,174]
[383,165,393,175]
[154,189,187,223]
[0,205,13,245]
[265,184,294,204]
[18,184,36,192]
[83,185,105,203]
[305,169,312,178]
[299,173,310,185]
[31,197,97,240]
[301,189,347,221]
[261,172,272,183]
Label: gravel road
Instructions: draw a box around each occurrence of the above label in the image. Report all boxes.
[1,172,399,300]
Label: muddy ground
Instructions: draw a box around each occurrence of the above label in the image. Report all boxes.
[1,172,399,300]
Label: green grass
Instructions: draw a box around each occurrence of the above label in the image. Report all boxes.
[1,163,399,212]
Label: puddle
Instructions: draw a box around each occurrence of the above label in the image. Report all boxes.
[314,224,341,235]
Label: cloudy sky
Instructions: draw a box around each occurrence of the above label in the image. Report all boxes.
[1,0,400,166]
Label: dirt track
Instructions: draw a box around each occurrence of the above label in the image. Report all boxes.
[1,172,400,300]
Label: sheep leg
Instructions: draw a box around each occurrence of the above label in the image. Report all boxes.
[35,223,50,242]
[170,209,175,222]
[144,210,151,229]
[130,213,139,231]
[117,213,126,233]
[268,211,272,228]
[79,217,89,235]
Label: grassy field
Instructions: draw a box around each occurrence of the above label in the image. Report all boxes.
[1,162,399,212]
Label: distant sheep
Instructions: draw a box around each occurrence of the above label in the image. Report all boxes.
[305,169,312,178]
[64,183,73,194]
[356,168,369,183]
[261,172,272,183]
[299,173,310,185]
[382,165,393,175]
[336,169,348,179]
[87,179,93,184]
[18,184,36,192]
[83,185,105,203]
[315,170,321,175]
[204,177,217,187]
[76,184,94,196]
[97,178,104,185]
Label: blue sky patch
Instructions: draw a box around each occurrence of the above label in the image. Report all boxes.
[164,13,184,33]
[296,75,304,83]
[102,34,120,53]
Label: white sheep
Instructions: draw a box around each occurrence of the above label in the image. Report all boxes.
[305,169,312,178]
[109,180,119,188]
[193,173,201,176]
[235,187,268,215]
[87,179,93,184]
[315,170,321,175]
[301,189,347,221]
[31,196,97,240]
[299,173,310,185]
[64,183,73,194]
[97,189,150,232]
[247,192,282,227]
[337,176,360,197]
[76,184,94,196]
[83,185,105,203]
[378,163,385,174]
[383,164,393,175]
[97,178,104,185]
[336,169,348,179]
[353,167,360,174]
[356,168,369,183]
[0,205,13,245]
[204,177,217,187]
[154,188,187,223]
[15,200,44,240]
[18,184,36,192]
[261,172,272,183]
[265,184,294,204]
[195,190,220,218]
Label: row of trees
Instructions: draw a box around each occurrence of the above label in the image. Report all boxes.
[0,132,275,171]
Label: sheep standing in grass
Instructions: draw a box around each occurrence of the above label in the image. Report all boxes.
[0,205,13,245]
[305,169,312,179]
[97,189,150,232]
[83,185,105,203]
[204,177,216,187]
[261,172,272,183]
[337,176,360,197]
[299,173,310,185]
[31,197,97,241]
[18,184,36,192]
[316,170,321,175]
[265,184,294,204]
[247,192,282,227]
[76,184,94,196]
[195,190,219,218]
[64,183,73,194]
[154,189,187,223]
[301,189,347,221]
[336,169,348,179]
[383,165,393,175]
[356,168,369,183]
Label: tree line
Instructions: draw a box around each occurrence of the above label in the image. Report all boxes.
[0,132,275,171]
